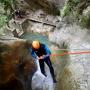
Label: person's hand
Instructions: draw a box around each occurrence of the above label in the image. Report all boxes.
[37,55,45,60]
[37,56,40,60]
[39,56,44,59]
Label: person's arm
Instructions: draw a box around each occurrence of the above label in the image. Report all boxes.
[29,48,37,59]
[45,45,51,54]
[42,45,51,59]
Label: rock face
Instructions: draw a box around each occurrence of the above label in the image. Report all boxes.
[0,38,36,90]
[18,0,61,15]
[83,6,90,16]
[7,10,60,36]
[49,24,90,90]
[4,0,65,36]
[16,0,65,15]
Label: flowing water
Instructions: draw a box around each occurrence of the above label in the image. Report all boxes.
[20,33,50,46]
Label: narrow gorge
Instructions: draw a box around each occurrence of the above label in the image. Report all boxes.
[0,0,90,90]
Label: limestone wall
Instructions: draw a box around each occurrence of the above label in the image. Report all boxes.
[49,24,90,90]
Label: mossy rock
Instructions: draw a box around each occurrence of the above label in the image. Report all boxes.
[56,63,84,90]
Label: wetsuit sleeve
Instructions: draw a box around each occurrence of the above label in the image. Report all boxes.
[44,45,51,57]
[29,48,37,59]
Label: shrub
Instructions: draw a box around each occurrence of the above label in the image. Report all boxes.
[61,0,80,17]
[80,14,90,28]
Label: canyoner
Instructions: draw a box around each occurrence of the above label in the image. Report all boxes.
[30,40,57,83]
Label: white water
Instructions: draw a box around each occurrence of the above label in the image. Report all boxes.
[31,59,55,90]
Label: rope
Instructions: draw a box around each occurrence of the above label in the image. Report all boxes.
[50,51,90,56]
[51,48,90,50]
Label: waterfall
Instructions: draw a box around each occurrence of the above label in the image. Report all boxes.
[31,59,55,90]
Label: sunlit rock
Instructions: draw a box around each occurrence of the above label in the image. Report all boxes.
[83,6,90,16]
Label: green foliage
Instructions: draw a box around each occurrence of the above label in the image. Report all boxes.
[0,14,8,35]
[0,0,16,35]
[61,0,90,28]
[79,15,90,28]
[0,14,13,35]
[61,0,81,17]
[61,3,71,17]
[0,14,7,28]
[70,0,80,6]
[0,0,12,12]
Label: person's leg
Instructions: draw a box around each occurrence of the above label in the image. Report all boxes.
[45,57,57,83]
[39,60,46,76]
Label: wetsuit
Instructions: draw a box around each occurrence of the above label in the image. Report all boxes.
[30,43,56,83]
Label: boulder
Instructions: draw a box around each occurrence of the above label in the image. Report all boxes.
[0,37,36,90]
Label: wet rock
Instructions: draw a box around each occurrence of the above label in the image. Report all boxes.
[83,6,90,16]
[49,24,90,90]
[0,37,36,90]
[31,59,55,90]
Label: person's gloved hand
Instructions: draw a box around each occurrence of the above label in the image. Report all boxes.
[37,56,44,60]
[36,54,50,60]
[37,55,50,60]
[36,55,45,60]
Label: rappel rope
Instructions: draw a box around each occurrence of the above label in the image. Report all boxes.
[50,49,90,56]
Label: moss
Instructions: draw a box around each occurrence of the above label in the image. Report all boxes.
[79,14,90,28]
[61,0,90,28]
[63,68,72,77]
[0,15,7,28]
[61,3,71,17]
